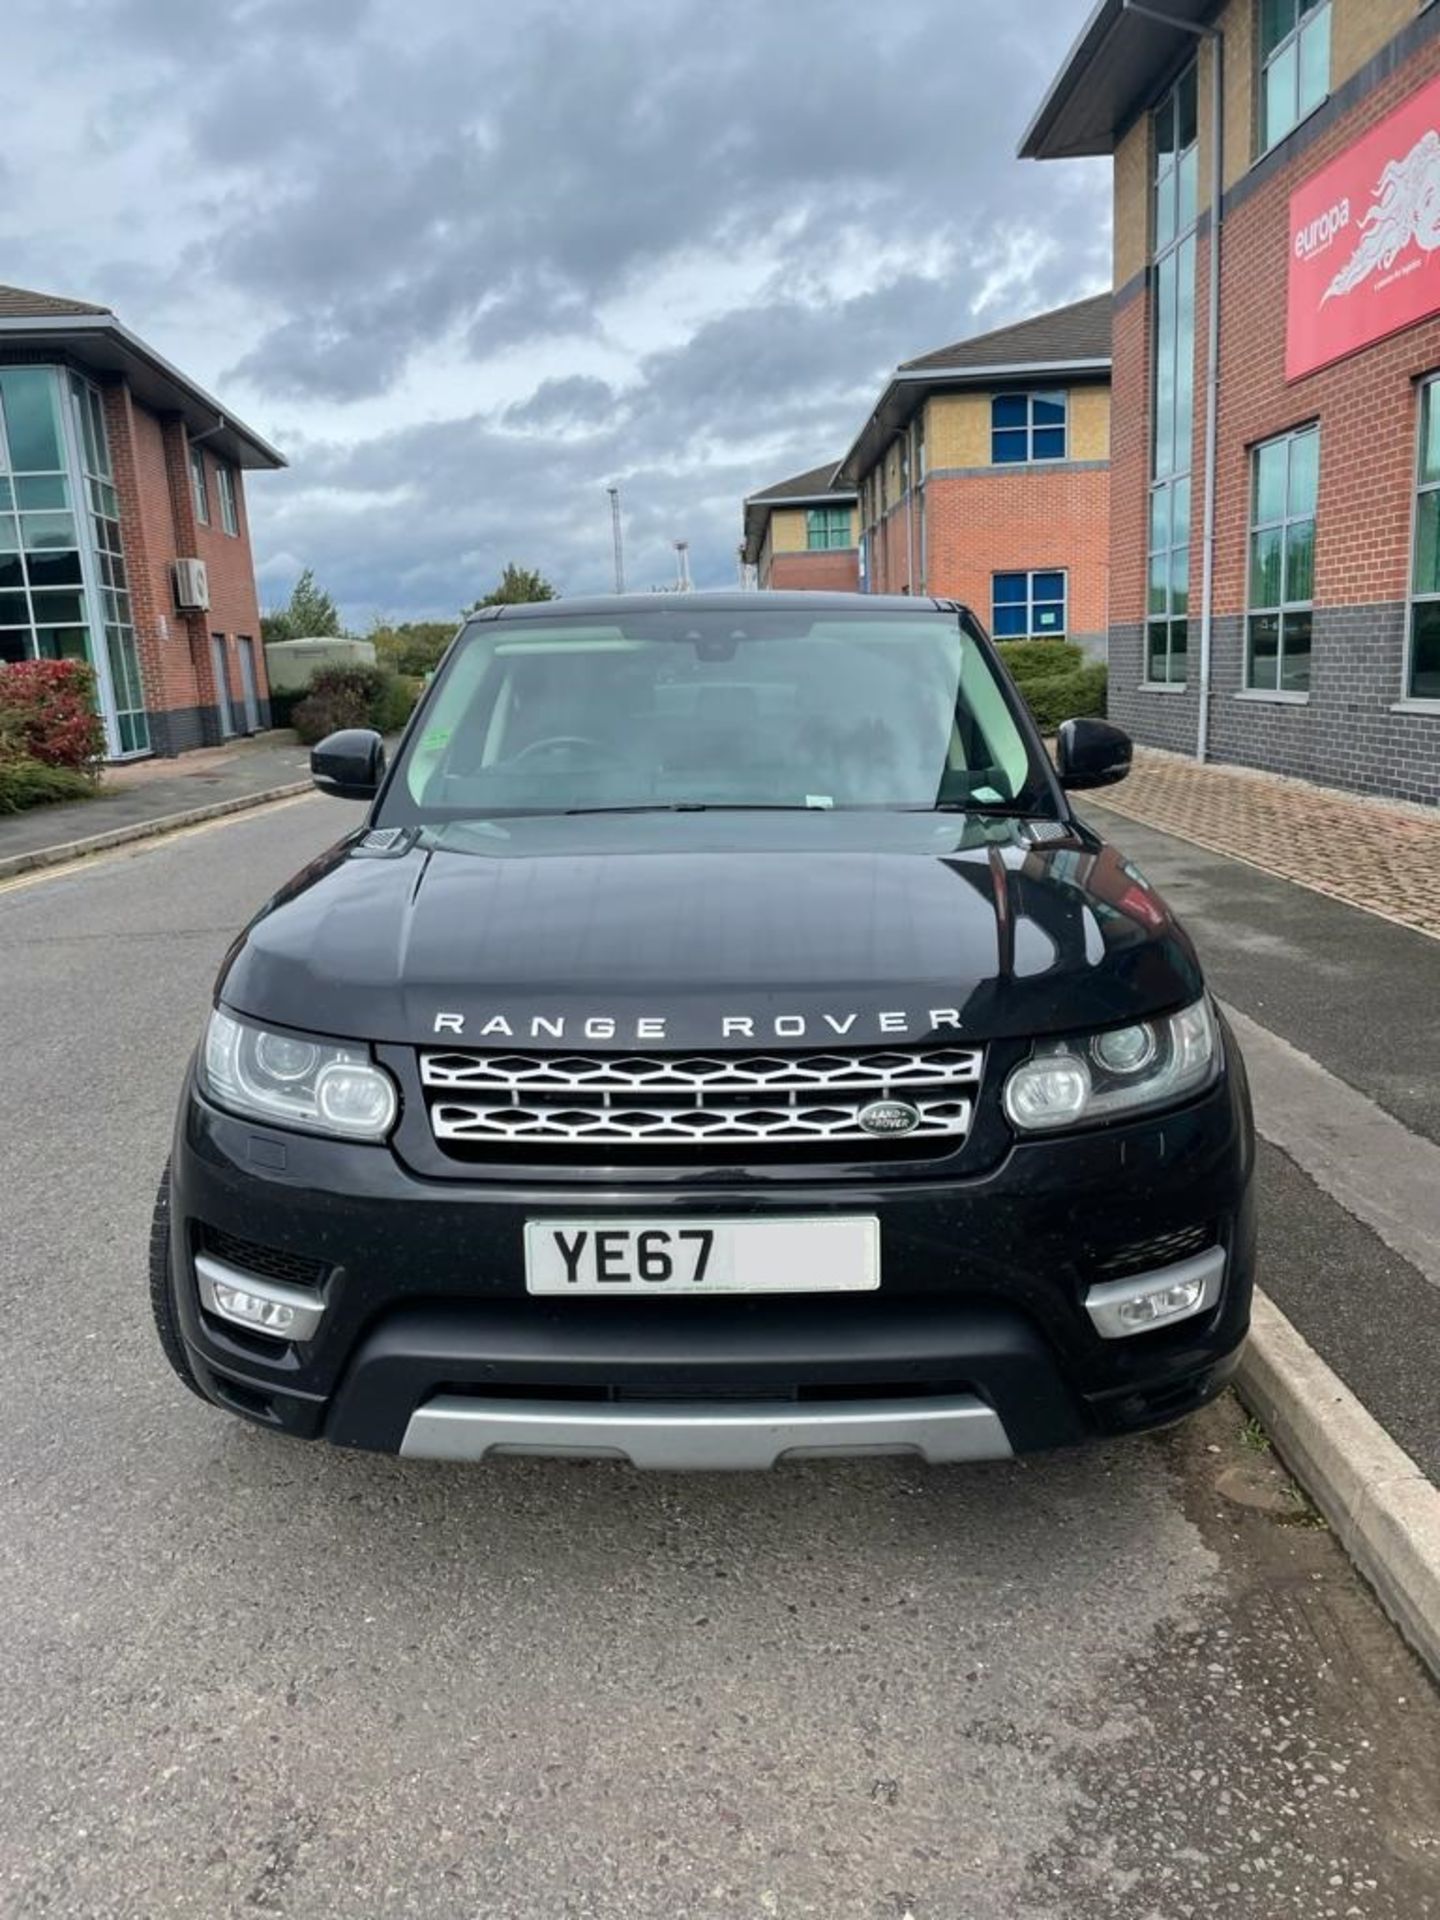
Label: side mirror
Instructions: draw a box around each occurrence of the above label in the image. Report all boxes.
[1056,717,1132,791]
[311,728,385,801]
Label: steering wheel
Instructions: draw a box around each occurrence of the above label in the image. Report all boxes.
[509,734,625,765]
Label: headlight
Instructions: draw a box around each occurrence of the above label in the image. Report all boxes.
[1003,998,1218,1132]
[201,1008,399,1140]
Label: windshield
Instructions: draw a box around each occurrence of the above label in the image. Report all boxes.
[379,606,1053,822]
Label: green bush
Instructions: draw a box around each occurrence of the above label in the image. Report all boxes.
[290,664,419,744]
[996,638,1085,681]
[0,752,97,814]
[1017,664,1108,732]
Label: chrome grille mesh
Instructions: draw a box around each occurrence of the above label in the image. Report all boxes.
[420,1046,983,1151]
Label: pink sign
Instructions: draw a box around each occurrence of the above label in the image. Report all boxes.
[1287,71,1440,381]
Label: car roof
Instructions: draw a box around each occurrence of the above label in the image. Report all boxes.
[480,591,970,621]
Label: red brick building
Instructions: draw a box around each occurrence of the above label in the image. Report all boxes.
[838,297,1113,656]
[741,463,860,590]
[1025,0,1440,805]
[0,284,284,758]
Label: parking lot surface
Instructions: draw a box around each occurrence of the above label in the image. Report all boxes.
[1,799,1437,1919]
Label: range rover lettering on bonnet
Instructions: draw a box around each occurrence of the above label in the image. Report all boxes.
[431,1009,966,1041]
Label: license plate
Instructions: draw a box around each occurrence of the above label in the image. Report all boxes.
[523,1216,880,1295]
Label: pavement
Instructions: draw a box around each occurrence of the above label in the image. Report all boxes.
[1,797,1439,1916]
[1093,745,1440,939]
[0,733,312,875]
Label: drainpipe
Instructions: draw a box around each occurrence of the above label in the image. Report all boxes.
[1122,0,1223,762]
[905,427,918,593]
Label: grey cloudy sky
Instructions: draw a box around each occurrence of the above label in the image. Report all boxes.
[5,0,1108,621]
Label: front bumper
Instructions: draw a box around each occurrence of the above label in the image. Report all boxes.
[165,1049,1256,1465]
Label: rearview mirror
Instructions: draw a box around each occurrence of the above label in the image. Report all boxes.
[1056,717,1132,791]
[311,728,385,801]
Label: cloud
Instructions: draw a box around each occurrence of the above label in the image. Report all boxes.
[7,0,1109,614]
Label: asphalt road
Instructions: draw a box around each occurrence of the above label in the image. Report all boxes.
[1,797,1438,1919]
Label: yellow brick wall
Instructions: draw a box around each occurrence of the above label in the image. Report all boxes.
[1114,115,1150,288]
[1219,0,1254,188]
[1333,0,1416,91]
[1070,386,1111,461]
[769,506,811,555]
[926,394,991,469]
[758,522,774,583]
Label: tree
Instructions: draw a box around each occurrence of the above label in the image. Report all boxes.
[471,563,557,609]
[368,618,458,679]
[263,568,344,643]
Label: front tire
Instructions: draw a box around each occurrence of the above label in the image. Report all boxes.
[148,1162,206,1400]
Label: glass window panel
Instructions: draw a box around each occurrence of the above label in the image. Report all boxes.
[1154,92,1175,164]
[1254,440,1287,525]
[34,627,90,663]
[1154,251,1177,475]
[1156,170,1176,252]
[1149,550,1169,616]
[1249,613,1281,689]
[1411,602,1440,700]
[992,573,1026,603]
[1421,383,1440,485]
[1177,147,1197,235]
[1033,571,1064,600]
[1298,5,1330,119]
[1147,621,1171,681]
[1250,527,1283,607]
[1032,395,1066,426]
[992,395,1028,428]
[1170,618,1188,678]
[1281,611,1312,692]
[0,631,30,665]
[16,474,68,510]
[0,555,22,589]
[0,369,62,471]
[30,591,85,626]
[1177,66,1198,149]
[992,430,1028,464]
[1285,519,1315,603]
[1033,428,1066,461]
[24,549,83,587]
[1265,37,1298,147]
[0,479,11,511]
[1171,545,1190,615]
[1172,474,1191,544]
[1174,235,1196,472]
[1287,427,1319,516]
[1417,490,1440,596]
[1034,603,1063,632]
[1260,0,1294,61]
[0,515,18,554]
[0,591,29,625]
[22,512,76,551]
[993,604,1027,637]
[1150,485,1169,554]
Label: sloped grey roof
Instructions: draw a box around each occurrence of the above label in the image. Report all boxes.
[899,293,1112,375]
[0,283,113,319]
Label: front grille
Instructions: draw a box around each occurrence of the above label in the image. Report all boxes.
[419,1045,984,1154]
[202,1227,329,1288]
[1092,1223,1213,1282]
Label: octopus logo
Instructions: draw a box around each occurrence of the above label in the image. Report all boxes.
[1322,127,1440,303]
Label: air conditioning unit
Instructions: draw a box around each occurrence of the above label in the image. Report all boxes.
[172,557,210,612]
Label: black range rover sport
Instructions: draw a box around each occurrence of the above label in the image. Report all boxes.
[152,592,1255,1468]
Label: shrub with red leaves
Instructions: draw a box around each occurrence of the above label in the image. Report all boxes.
[0,659,107,773]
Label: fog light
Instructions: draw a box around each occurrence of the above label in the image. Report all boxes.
[1084,1247,1225,1340]
[195,1253,326,1343]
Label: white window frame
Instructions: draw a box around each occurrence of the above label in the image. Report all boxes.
[189,444,209,526]
[1259,0,1331,155]
[990,391,1069,466]
[216,462,239,537]
[991,568,1068,641]
[1245,423,1318,697]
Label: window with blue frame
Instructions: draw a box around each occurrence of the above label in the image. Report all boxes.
[992,570,1066,639]
[991,392,1067,465]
